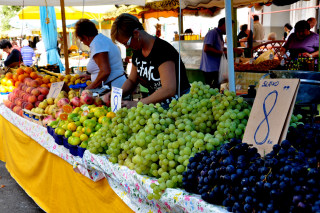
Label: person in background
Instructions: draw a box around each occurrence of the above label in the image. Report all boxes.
[0,39,22,68]
[307,17,317,31]
[11,40,21,51]
[35,37,47,66]
[283,23,293,40]
[281,20,319,59]
[75,19,127,89]
[200,18,243,89]
[237,24,253,48]
[252,15,265,47]
[238,24,249,41]
[267,32,277,41]
[184,28,193,34]
[103,13,190,108]
[21,39,35,66]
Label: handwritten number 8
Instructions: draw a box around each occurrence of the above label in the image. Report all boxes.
[254,90,278,145]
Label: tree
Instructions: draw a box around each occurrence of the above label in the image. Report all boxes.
[0,6,22,31]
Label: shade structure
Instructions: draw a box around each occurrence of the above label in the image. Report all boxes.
[40,6,65,72]
[179,0,271,9]
[0,0,153,6]
[19,6,105,21]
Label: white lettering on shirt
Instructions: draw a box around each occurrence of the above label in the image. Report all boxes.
[135,58,160,82]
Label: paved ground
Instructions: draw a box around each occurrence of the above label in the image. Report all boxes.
[0,161,45,213]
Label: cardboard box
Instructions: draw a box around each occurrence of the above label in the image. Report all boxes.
[23,109,48,127]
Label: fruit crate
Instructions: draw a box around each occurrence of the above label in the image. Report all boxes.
[22,109,48,127]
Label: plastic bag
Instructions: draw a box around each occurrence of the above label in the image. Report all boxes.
[219,53,228,84]
[253,49,275,65]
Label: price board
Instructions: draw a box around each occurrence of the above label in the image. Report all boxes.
[111,86,122,113]
[242,79,300,156]
[47,82,65,99]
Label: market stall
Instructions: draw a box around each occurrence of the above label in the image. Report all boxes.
[0,1,319,213]
[0,104,230,213]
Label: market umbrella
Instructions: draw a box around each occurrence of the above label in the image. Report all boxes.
[40,6,65,72]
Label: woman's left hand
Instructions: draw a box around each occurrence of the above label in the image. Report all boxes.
[121,100,138,109]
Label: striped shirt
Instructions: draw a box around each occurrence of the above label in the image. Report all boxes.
[21,46,35,66]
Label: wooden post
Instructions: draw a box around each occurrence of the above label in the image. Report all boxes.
[232,5,238,53]
[60,0,70,74]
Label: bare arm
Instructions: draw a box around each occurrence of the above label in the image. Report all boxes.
[203,44,225,56]
[86,52,111,89]
[122,61,177,108]
[302,51,319,58]
[102,64,138,104]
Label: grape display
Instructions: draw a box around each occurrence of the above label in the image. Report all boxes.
[183,124,320,212]
[87,82,252,199]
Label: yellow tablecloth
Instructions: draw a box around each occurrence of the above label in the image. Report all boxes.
[0,115,133,213]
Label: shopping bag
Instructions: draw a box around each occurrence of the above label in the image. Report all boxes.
[219,53,228,84]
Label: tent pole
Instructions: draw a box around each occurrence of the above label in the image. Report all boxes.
[99,20,102,33]
[225,0,236,92]
[60,0,70,74]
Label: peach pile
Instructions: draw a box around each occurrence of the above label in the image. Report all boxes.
[4,77,49,116]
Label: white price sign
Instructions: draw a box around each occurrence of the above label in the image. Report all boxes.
[111,87,122,113]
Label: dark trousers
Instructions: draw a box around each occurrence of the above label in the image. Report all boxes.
[203,71,220,89]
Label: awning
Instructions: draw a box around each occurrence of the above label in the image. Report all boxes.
[0,0,151,6]
[19,6,105,21]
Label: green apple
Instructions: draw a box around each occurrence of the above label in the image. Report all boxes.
[64,130,72,138]
[68,136,81,146]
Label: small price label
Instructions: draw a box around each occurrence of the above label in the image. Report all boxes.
[249,58,255,64]
[235,57,240,64]
[111,87,122,113]
[47,82,64,98]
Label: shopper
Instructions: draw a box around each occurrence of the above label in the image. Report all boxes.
[307,17,317,31]
[0,39,22,68]
[103,13,190,108]
[200,18,243,89]
[75,19,127,89]
[21,39,35,66]
[252,15,265,47]
[35,37,47,66]
[267,32,277,41]
[11,40,21,51]
[237,24,253,48]
[283,23,293,40]
[281,20,319,59]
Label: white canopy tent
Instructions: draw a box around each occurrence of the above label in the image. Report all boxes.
[0,0,149,6]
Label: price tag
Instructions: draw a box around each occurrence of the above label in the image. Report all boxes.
[47,82,65,99]
[235,58,240,64]
[242,79,300,156]
[111,86,122,113]
[249,58,254,64]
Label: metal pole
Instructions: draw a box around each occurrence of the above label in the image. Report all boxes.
[60,0,70,74]
[225,0,236,92]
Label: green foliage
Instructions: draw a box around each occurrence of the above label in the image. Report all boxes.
[0,6,22,31]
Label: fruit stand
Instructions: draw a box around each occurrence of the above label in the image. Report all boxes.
[2,62,317,212]
[0,104,229,213]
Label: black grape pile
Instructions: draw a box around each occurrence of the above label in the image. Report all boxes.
[183,129,320,212]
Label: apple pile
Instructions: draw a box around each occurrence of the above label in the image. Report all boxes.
[35,90,103,118]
